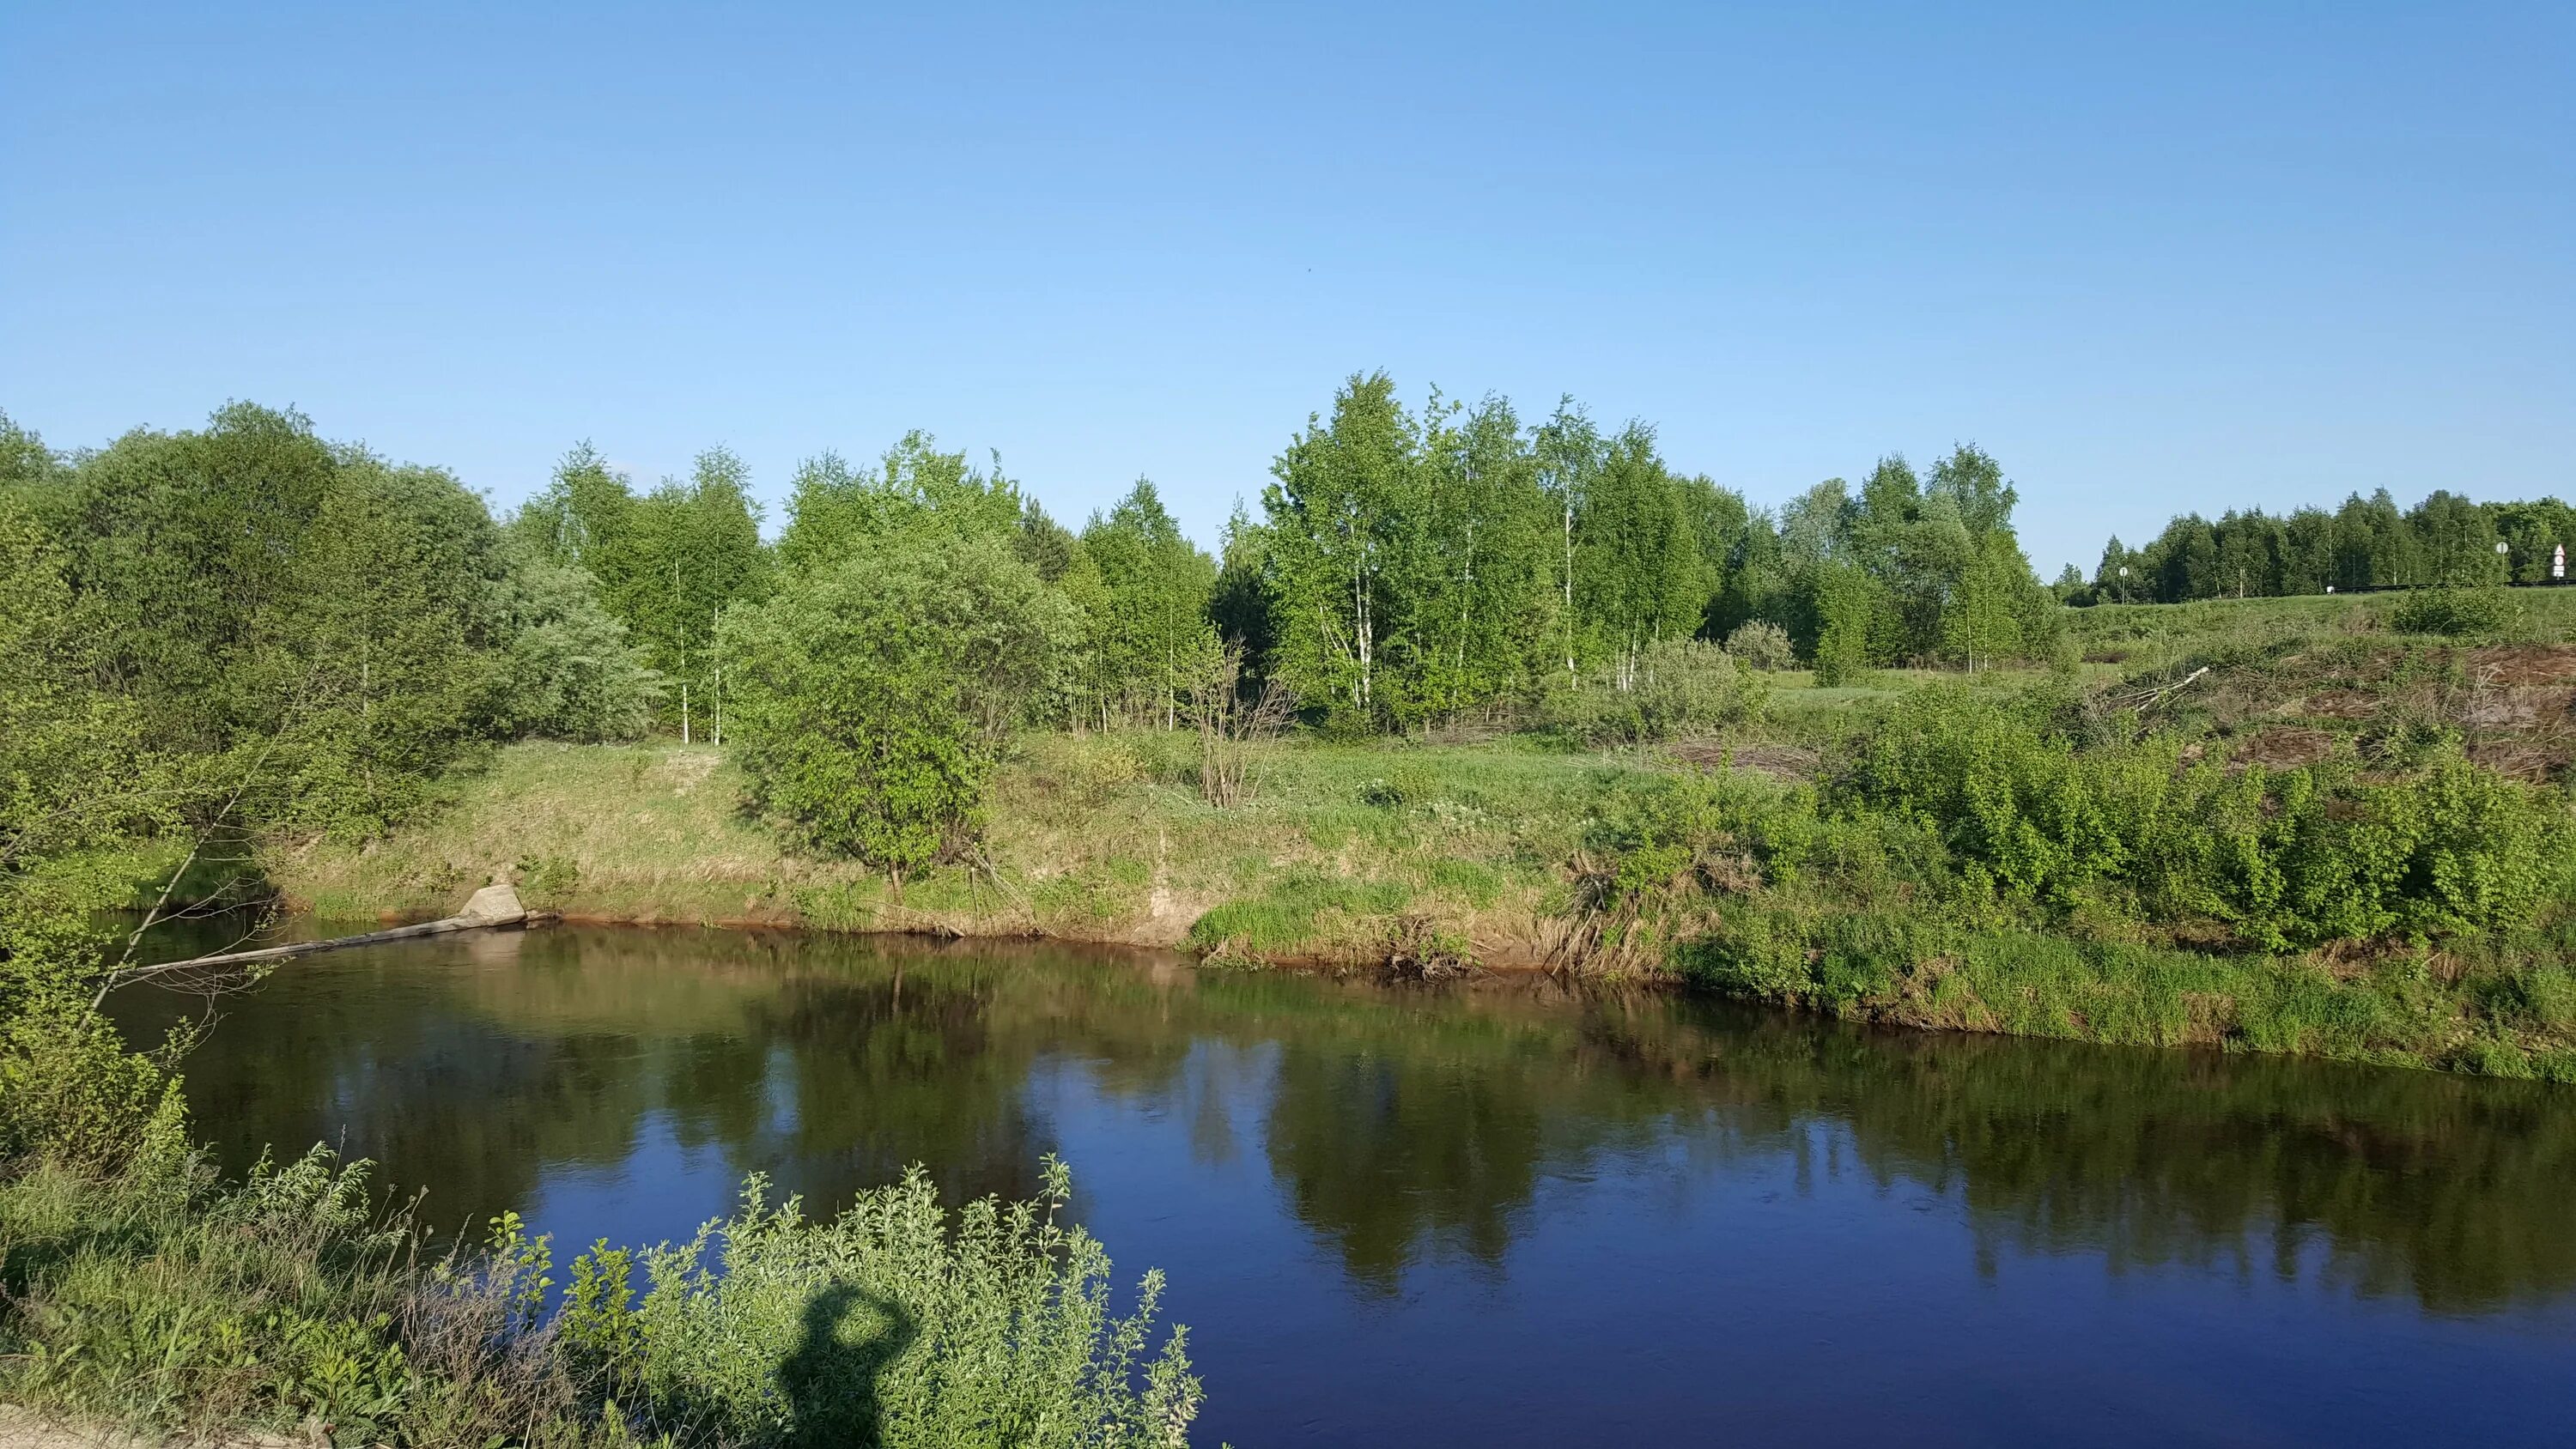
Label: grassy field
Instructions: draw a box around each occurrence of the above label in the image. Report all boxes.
[270,587,2576,1080]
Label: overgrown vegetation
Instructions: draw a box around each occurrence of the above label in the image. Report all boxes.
[462,374,2079,879]
[723,531,1078,879]
[0,407,1208,1446]
[0,1149,1202,1446]
[307,570,2576,1079]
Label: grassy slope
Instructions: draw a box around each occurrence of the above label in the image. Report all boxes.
[275,733,1676,967]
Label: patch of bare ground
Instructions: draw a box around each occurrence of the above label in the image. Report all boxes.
[2457,648,2576,779]
[1666,741,1818,781]
[2300,688,2384,721]
[2230,726,2337,770]
[2464,644,2576,685]
[0,1410,295,1449]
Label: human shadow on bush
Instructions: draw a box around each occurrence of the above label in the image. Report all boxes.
[778,1282,916,1447]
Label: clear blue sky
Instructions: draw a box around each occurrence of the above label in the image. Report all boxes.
[4,2,2568,573]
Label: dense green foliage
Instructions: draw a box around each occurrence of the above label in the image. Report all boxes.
[1539,639,1768,745]
[4,406,661,841]
[2084,488,2576,603]
[1837,686,2554,948]
[1529,663,2576,1074]
[1249,375,2060,730]
[561,1161,1200,1446]
[723,534,1079,877]
[0,403,1207,1446]
[1063,482,1220,731]
[514,443,769,733]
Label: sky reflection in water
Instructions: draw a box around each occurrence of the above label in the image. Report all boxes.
[125,925,2576,1447]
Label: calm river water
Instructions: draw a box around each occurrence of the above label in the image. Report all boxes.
[118,923,2576,1446]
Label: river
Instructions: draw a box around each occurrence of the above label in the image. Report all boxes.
[115,923,2576,1446]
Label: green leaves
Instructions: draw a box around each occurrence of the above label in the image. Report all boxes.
[722,532,1078,877]
[1838,684,2564,949]
[1076,480,1220,728]
[778,432,1026,575]
[562,1162,1203,1446]
[516,442,768,730]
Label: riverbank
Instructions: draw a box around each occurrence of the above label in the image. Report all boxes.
[272,733,1653,968]
[268,700,2576,1082]
[254,597,2576,1082]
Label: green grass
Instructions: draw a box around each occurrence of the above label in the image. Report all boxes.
[274,732,1680,967]
[2063,585,2576,662]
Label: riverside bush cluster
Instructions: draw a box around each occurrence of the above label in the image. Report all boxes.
[721,532,1080,879]
[1838,686,2561,949]
[561,1160,1200,1446]
[1570,684,2571,1022]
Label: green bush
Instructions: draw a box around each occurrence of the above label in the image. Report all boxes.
[1542,639,1767,745]
[0,1151,1206,1448]
[2391,586,2518,638]
[1680,906,1921,1008]
[562,1159,1201,1447]
[1722,621,1795,671]
[1832,685,2566,949]
[721,533,1078,879]
[1358,763,1436,808]
[487,536,666,743]
[0,1007,189,1173]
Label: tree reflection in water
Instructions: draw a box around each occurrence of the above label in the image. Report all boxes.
[120,923,2576,1314]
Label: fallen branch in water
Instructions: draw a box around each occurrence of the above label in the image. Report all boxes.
[100,882,532,999]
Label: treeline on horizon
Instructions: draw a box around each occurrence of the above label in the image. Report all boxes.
[11,382,2568,769]
[501,370,2070,737]
[2074,490,2576,606]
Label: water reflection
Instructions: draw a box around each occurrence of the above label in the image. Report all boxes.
[116,922,2576,1444]
[126,922,2576,1315]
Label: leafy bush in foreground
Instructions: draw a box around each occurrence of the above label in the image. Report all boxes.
[0,1150,1203,1448]
[564,1159,1200,1447]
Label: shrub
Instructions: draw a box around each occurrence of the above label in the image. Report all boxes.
[0,1152,1206,1448]
[563,1158,1202,1447]
[1542,639,1767,745]
[2391,586,2517,638]
[487,537,665,743]
[0,1007,189,1173]
[1358,764,1436,809]
[1833,684,2568,949]
[1680,906,1923,1008]
[721,534,1078,880]
[1722,621,1795,671]
[1311,702,1376,743]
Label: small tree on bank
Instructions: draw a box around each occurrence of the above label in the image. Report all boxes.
[720,534,1077,883]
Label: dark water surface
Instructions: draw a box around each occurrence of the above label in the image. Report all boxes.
[118,924,2576,1446]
